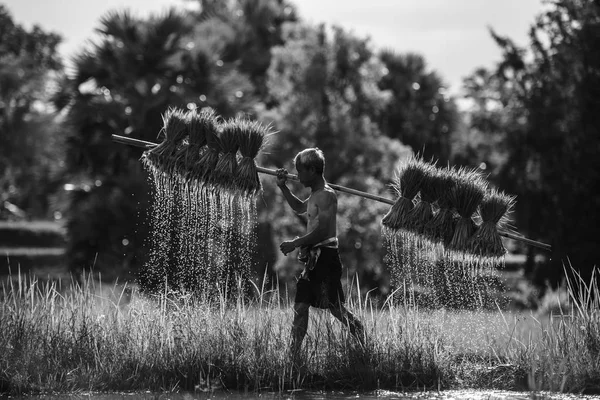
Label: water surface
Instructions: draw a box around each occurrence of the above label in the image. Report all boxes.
[8,389,598,400]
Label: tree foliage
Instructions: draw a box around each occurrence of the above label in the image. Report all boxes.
[378,50,459,163]
[461,0,600,282]
[0,5,64,218]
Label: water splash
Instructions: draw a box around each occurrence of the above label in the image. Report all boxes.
[141,155,258,298]
[382,227,507,310]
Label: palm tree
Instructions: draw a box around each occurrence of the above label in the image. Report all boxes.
[60,8,199,280]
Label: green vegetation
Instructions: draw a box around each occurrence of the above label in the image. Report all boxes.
[1,266,598,396]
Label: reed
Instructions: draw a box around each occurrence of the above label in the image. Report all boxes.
[1,265,599,395]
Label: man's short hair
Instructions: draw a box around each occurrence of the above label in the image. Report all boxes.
[294,148,325,174]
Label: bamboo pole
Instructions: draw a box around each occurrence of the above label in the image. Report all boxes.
[111,134,552,252]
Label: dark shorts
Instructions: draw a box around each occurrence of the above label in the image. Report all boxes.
[294,247,345,309]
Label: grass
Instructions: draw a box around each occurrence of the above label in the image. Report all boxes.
[0,266,599,396]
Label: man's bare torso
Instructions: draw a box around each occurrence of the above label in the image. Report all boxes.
[306,185,338,239]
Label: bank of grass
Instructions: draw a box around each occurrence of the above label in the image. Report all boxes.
[0,267,599,396]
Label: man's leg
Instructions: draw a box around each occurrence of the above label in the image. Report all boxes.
[329,304,365,346]
[290,302,310,358]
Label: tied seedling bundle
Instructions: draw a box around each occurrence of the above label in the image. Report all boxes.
[447,167,487,256]
[381,157,425,232]
[196,113,222,184]
[144,107,188,175]
[190,109,219,183]
[406,160,438,235]
[183,108,214,175]
[211,120,240,190]
[468,188,516,259]
[236,118,267,196]
[424,167,457,247]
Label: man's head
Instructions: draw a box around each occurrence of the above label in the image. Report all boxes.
[294,148,325,187]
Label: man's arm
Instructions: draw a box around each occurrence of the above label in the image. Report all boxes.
[276,169,307,214]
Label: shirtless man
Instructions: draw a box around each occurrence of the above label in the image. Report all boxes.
[277,148,364,357]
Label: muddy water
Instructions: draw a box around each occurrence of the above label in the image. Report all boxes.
[10,389,597,400]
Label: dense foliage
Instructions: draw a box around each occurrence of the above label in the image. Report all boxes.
[0,5,65,219]
[460,0,600,284]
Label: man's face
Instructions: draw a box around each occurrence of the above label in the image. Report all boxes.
[296,164,315,187]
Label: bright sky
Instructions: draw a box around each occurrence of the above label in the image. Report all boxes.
[3,0,543,94]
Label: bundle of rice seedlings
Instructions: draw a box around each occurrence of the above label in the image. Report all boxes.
[211,119,240,190]
[424,167,457,246]
[171,114,193,179]
[236,118,267,196]
[467,188,516,258]
[406,160,438,234]
[195,113,222,185]
[144,107,188,173]
[381,157,425,231]
[183,108,213,171]
[447,167,487,254]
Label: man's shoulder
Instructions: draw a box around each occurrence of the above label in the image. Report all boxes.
[312,186,337,204]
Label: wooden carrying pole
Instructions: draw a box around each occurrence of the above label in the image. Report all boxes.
[111,134,552,252]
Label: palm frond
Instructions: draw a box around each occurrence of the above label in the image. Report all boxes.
[97,10,138,41]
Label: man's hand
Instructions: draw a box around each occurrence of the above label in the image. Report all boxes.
[276,168,288,187]
[280,239,297,256]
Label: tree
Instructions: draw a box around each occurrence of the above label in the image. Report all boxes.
[461,0,600,283]
[192,0,298,98]
[378,50,459,163]
[0,5,65,218]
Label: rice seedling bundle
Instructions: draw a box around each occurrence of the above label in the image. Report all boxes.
[406,160,438,234]
[423,167,457,246]
[171,116,193,179]
[188,109,218,182]
[144,107,188,173]
[447,167,487,254]
[195,114,222,184]
[467,188,515,259]
[211,120,240,189]
[235,119,267,196]
[181,108,211,170]
[382,158,425,231]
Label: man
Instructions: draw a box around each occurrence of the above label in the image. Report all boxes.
[277,148,364,358]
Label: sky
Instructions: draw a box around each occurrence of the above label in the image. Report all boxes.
[3,0,543,94]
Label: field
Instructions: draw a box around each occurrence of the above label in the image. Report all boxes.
[1,267,599,397]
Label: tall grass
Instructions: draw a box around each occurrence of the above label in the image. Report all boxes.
[1,265,599,396]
